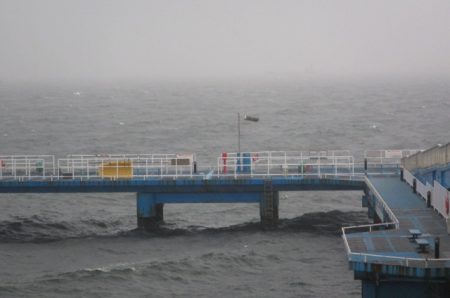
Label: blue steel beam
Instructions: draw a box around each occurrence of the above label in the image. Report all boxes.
[153,192,263,203]
[0,177,364,193]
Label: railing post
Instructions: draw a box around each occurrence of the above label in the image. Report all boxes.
[217,158,220,178]
[146,159,148,178]
[435,237,440,259]
[175,158,178,178]
[334,156,337,176]
[318,156,321,177]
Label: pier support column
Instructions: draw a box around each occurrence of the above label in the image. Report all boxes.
[260,191,279,226]
[362,279,450,298]
[136,193,164,229]
[154,203,164,222]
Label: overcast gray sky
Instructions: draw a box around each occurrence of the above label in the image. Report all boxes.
[1,0,449,81]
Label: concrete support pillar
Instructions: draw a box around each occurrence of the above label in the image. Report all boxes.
[136,193,164,229]
[260,191,279,226]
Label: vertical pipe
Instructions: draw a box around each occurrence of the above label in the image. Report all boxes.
[351,157,354,176]
[116,158,119,179]
[217,157,220,178]
[318,156,321,176]
[334,156,337,176]
[435,237,440,258]
[237,112,240,155]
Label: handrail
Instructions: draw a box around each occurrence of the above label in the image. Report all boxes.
[364,176,399,228]
[342,175,450,268]
[342,223,450,268]
[0,149,404,181]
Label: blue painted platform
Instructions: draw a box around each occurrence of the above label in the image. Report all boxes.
[344,176,450,279]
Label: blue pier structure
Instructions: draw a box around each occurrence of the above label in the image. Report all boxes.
[2,146,450,297]
[0,151,368,227]
[343,143,450,297]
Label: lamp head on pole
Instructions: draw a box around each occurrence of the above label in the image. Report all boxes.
[243,114,259,122]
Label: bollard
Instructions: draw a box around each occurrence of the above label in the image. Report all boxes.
[193,161,197,174]
[413,179,417,193]
[400,169,404,181]
[427,191,431,208]
[364,158,368,171]
[435,237,440,259]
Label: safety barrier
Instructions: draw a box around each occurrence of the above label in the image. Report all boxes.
[341,176,450,269]
[365,149,420,166]
[402,168,449,219]
[364,176,400,228]
[402,143,450,171]
[0,149,422,181]
[216,151,355,178]
[58,154,195,179]
[0,155,55,179]
[433,181,450,219]
[403,168,415,186]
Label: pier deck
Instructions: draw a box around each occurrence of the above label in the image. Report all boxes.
[346,176,449,260]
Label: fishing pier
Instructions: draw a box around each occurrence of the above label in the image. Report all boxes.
[1,145,450,297]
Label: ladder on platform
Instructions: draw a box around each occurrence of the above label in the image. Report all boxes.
[263,179,274,218]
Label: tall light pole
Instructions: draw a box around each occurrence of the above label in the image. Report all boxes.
[237,112,259,155]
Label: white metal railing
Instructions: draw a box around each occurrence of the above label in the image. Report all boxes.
[223,150,351,160]
[216,151,355,178]
[342,234,450,268]
[0,149,429,181]
[433,181,450,219]
[0,155,55,179]
[402,168,449,220]
[67,153,181,160]
[417,180,432,201]
[402,143,450,171]
[57,155,194,179]
[365,149,420,166]
[403,168,415,186]
[340,177,450,269]
[364,176,399,228]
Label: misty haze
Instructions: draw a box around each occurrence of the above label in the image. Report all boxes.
[0,1,450,298]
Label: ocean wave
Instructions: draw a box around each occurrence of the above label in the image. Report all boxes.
[0,210,368,243]
[0,215,126,243]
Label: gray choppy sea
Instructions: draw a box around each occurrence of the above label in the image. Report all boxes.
[0,78,449,297]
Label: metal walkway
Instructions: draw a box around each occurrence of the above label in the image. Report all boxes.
[343,176,450,276]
